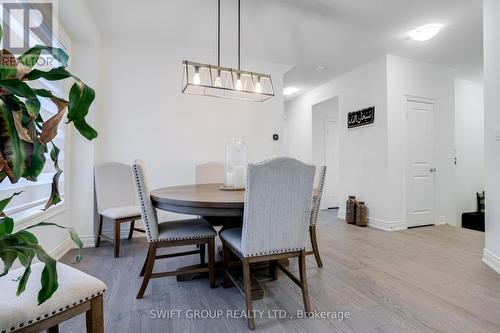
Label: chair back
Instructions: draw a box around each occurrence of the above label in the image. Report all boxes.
[94,162,138,213]
[311,166,327,225]
[132,160,159,242]
[241,157,315,257]
[196,162,225,184]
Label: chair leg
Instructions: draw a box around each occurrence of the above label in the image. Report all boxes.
[298,251,312,314]
[310,225,323,268]
[140,246,151,277]
[48,325,59,333]
[199,243,206,265]
[95,215,103,247]
[128,220,135,239]
[137,243,157,299]
[269,260,278,280]
[222,243,230,288]
[114,220,121,258]
[208,238,216,288]
[86,295,104,333]
[242,259,255,330]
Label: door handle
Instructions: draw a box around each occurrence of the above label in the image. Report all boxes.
[429,168,436,172]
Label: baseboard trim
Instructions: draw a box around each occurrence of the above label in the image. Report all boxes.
[483,248,500,274]
[50,237,74,260]
[368,217,407,231]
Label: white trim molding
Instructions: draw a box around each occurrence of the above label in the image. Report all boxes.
[483,248,500,274]
[368,217,407,231]
[51,237,74,260]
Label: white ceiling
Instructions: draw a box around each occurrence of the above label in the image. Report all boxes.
[83,0,483,97]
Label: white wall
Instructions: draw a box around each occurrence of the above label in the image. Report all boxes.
[95,40,288,195]
[286,55,458,230]
[483,0,500,274]
[286,57,389,221]
[386,55,456,227]
[455,79,484,219]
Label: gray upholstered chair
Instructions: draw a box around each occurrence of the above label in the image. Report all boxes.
[0,263,106,333]
[195,162,225,184]
[219,157,315,330]
[132,160,217,299]
[306,165,327,267]
[94,162,144,257]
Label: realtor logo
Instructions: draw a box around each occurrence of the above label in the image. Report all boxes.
[1,0,58,54]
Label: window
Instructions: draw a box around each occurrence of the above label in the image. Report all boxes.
[0,2,69,221]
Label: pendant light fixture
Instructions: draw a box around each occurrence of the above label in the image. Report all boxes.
[182,0,275,102]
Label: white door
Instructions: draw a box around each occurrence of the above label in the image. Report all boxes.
[324,120,340,208]
[405,99,436,227]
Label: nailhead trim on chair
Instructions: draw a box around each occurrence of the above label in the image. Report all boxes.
[133,163,216,243]
[245,247,306,257]
[154,233,216,242]
[0,290,106,333]
[310,166,326,226]
[133,164,154,242]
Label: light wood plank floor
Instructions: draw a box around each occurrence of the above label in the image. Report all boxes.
[61,211,500,332]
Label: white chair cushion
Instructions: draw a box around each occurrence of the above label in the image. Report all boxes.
[219,227,243,253]
[100,205,141,219]
[156,218,217,241]
[0,262,106,333]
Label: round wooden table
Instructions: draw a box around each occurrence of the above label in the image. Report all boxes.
[150,183,320,220]
[150,183,319,299]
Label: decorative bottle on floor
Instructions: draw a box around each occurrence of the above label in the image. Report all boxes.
[356,201,367,227]
[346,196,357,224]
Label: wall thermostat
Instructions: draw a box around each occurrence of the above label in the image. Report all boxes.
[273,134,279,141]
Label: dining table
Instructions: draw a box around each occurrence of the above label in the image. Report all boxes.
[150,183,320,300]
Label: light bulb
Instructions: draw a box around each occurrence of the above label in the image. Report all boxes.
[255,77,262,93]
[235,73,242,91]
[214,75,222,87]
[193,66,201,85]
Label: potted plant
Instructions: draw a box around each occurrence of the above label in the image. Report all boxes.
[0,24,96,304]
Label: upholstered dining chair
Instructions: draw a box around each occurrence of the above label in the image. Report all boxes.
[132,160,217,299]
[195,162,225,184]
[306,165,327,267]
[94,162,144,258]
[220,157,315,330]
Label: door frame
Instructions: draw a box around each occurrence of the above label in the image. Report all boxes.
[323,118,340,209]
[402,95,438,228]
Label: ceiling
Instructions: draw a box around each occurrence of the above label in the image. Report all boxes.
[82,0,483,98]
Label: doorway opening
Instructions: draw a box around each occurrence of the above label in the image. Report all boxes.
[312,96,340,209]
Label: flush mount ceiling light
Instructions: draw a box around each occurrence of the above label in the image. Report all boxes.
[408,23,442,41]
[182,0,275,102]
[283,87,299,96]
[315,65,327,71]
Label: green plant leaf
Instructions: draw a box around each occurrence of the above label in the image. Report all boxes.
[0,79,36,99]
[18,45,69,68]
[0,250,16,276]
[73,118,98,140]
[23,136,45,181]
[25,221,83,263]
[16,264,31,296]
[33,88,67,102]
[44,143,62,209]
[67,81,95,122]
[0,217,14,236]
[0,50,18,80]
[0,191,22,212]
[14,230,39,245]
[8,243,58,304]
[24,67,71,81]
[0,98,34,182]
[25,98,41,119]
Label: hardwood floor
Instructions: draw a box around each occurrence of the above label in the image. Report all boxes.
[60,211,500,332]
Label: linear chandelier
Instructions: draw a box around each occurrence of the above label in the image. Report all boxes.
[182,0,275,102]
